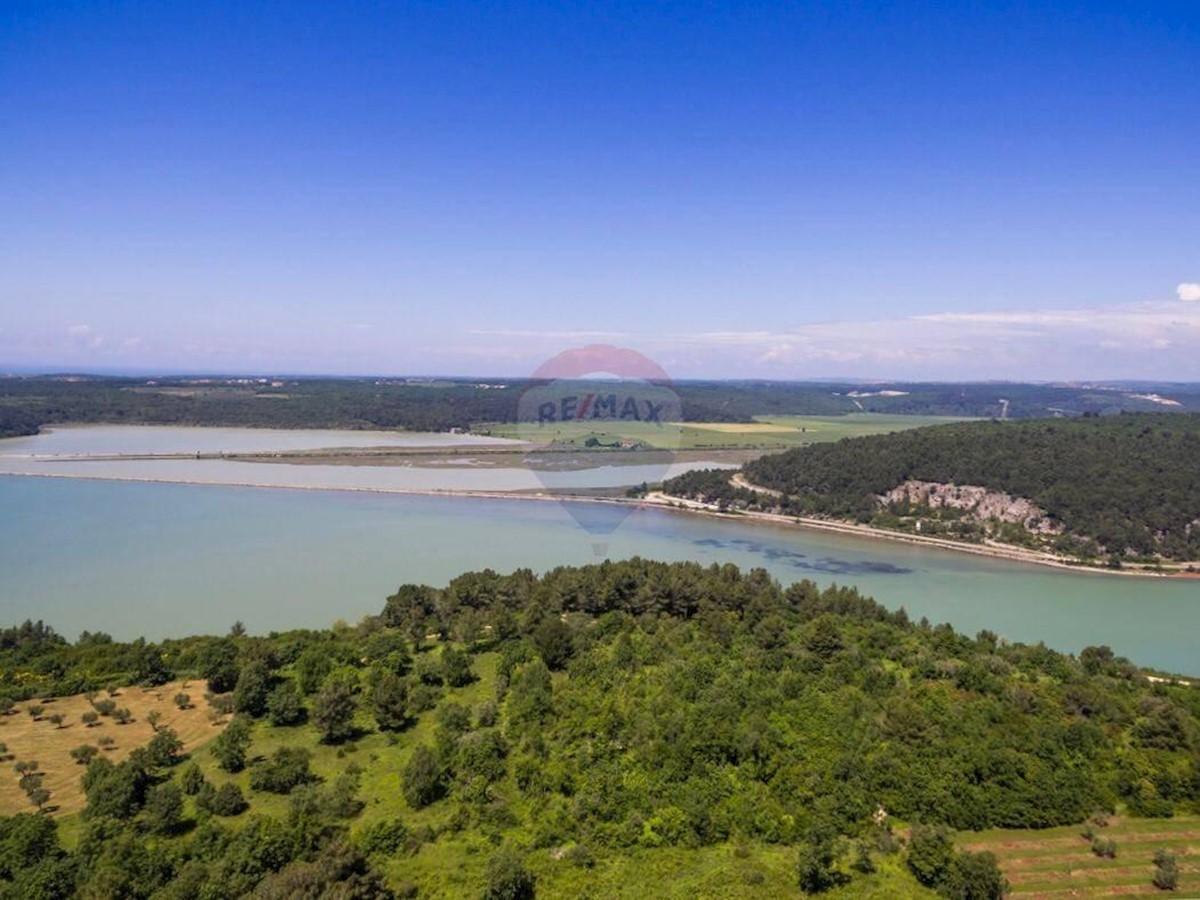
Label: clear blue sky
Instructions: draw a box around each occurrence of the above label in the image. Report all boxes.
[2,1,1198,379]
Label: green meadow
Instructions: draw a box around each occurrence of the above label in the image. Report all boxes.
[476,412,974,451]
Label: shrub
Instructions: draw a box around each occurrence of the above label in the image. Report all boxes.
[941,851,1008,900]
[70,745,99,766]
[1152,849,1179,891]
[266,680,305,727]
[210,782,248,816]
[180,762,206,795]
[144,782,184,834]
[441,647,475,687]
[311,674,358,744]
[401,744,446,809]
[908,824,954,887]
[146,728,184,768]
[249,746,313,794]
[212,718,252,772]
[482,847,535,900]
[359,818,409,857]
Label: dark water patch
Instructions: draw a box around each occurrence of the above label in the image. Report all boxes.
[806,558,913,576]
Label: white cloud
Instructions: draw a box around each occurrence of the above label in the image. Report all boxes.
[1178,283,1200,302]
[624,299,1200,379]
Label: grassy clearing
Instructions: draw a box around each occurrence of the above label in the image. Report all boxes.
[0,680,225,817]
[959,815,1200,898]
[476,413,974,451]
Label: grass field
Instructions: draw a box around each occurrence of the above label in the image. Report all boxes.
[475,413,973,451]
[959,815,1200,898]
[0,680,226,817]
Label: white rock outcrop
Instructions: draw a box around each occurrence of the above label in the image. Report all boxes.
[878,480,1062,534]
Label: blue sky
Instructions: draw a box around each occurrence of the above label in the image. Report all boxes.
[2,1,1198,379]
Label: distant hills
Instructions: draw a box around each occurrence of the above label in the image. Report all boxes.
[3,375,1200,438]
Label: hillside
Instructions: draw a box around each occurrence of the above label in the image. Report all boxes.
[2,560,1199,897]
[664,414,1200,564]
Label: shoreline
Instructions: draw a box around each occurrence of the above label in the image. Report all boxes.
[639,491,1199,579]
[3,469,1197,579]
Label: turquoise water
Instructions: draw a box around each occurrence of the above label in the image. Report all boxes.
[1,475,1197,674]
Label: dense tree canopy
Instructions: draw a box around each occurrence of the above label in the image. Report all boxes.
[667,414,1200,561]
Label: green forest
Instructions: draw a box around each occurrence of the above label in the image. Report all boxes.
[665,413,1200,563]
[2,560,1198,898]
[3,377,1199,439]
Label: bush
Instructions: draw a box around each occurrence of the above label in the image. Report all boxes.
[249,747,313,794]
[180,762,206,795]
[532,618,574,670]
[796,836,841,894]
[907,824,955,887]
[144,782,184,834]
[234,660,272,718]
[70,745,99,766]
[1152,849,1179,891]
[358,818,409,857]
[210,782,248,816]
[212,718,252,772]
[312,674,358,744]
[441,647,475,687]
[941,851,1008,900]
[401,744,446,809]
[266,679,305,727]
[93,699,116,717]
[482,847,535,900]
[146,727,184,768]
[1091,836,1117,859]
[371,672,409,732]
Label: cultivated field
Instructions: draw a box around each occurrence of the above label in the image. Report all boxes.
[0,680,227,816]
[476,413,973,451]
[959,815,1200,898]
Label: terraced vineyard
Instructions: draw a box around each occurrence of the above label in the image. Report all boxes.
[959,816,1200,898]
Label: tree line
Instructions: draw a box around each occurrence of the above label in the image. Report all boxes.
[6,378,1200,441]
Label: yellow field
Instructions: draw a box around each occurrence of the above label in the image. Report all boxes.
[0,681,228,816]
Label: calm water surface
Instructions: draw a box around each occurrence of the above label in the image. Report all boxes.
[1,475,1196,674]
